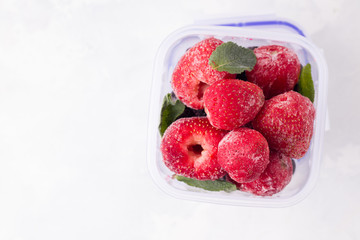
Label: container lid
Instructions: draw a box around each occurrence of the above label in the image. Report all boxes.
[193,15,307,37]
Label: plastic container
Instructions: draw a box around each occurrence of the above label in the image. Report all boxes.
[147,16,328,207]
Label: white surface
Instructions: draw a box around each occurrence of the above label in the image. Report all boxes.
[0,0,359,239]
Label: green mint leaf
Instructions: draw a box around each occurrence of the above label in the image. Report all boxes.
[158,93,185,136]
[296,63,315,102]
[175,175,237,192]
[209,41,257,74]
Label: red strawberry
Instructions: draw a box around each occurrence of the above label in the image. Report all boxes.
[217,128,269,183]
[239,151,293,196]
[252,91,315,159]
[160,117,228,180]
[171,38,236,109]
[203,79,265,130]
[245,45,301,99]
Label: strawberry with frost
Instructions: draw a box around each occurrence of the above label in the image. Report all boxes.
[239,151,293,196]
[161,117,228,180]
[171,38,235,110]
[203,79,265,130]
[252,91,315,159]
[217,128,270,183]
[246,45,301,99]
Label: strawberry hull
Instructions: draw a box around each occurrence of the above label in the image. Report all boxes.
[148,17,328,207]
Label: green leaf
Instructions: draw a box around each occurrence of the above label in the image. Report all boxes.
[174,175,237,192]
[209,41,257,74]
[158,93,185,136]
[296,63,315,102]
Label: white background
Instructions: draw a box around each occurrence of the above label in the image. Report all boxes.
[0,0,359,239]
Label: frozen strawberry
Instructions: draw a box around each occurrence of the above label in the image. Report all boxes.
[203,79,265,130]
[239,151,293,196]
[217,128,270,183]
[171,38,236,109]
[252,91,315,159]
[245,45,301,99]
[160,117,228,180]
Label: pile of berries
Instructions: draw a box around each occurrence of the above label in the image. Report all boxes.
[160,37,315,196]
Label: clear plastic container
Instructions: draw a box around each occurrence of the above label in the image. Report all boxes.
[147,16,328,207]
